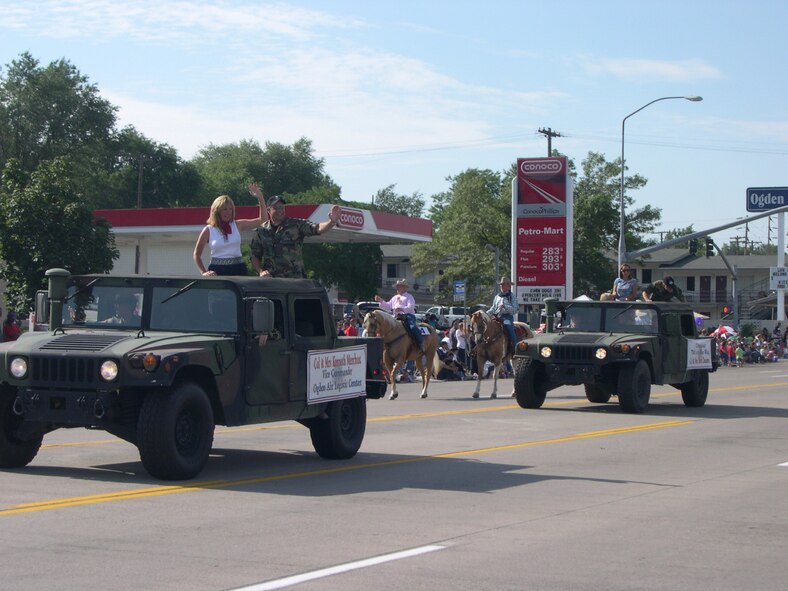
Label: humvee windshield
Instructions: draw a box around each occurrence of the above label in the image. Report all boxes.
[556,304,658,335]
[62,283,238,332]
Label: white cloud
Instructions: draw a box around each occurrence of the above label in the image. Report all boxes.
[581,56,722,82]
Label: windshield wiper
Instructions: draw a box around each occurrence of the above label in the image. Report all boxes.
[65,278,100,302]
[161,281,197,304]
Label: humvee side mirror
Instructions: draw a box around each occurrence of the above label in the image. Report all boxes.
[35,290,50,325]
[252,299,275,333]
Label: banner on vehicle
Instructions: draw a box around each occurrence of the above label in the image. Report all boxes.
[307,345,367,403]
[686,339,712,369]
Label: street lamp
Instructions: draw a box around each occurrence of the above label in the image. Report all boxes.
[618,95,703,268]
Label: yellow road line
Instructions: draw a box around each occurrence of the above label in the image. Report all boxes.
[39,379,788,450]
[3,419,692,517]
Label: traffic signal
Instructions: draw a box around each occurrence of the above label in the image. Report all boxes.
[689,239,698,255]
[705,237,714,257]
[722,305,731,315]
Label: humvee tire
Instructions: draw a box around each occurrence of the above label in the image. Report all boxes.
[514,359,547,409]
[137,383,215,480]
[309,397,367,460]
[617,360,651,413]
[680,370,709,407]
[0,389,43,468]
[584,384,612,403]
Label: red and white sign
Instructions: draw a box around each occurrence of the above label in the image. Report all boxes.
[513,156,573,304]
[337,207,365,229]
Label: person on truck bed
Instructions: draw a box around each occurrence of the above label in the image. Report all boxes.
[374,278,424,351]
[642,275,685,302]
[193,186,267,276]
[250,194,341,278]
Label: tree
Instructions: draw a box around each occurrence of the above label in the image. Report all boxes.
[571,151,660,296]
[662,225,695,251]
[191,137,333,204]
[411,169,511,304]
[102,126,203,209]
[372,184,425,217]
[0,52,116,182]
[0,159,118,311]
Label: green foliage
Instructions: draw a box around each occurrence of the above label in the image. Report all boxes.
[571,151,661,296]
[102,126,203,209]
[739,322,756,338]
[0,159,118,311]
[721,241,780,256]
[372,184,425,217]
[412,168,510,304]
[305,243,382,301]
[191,137,333,204]
[0,52,117,175]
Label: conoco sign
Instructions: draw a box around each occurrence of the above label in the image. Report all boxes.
[337,207,365,229]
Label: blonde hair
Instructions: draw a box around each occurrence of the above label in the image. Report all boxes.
[207,195,235,228]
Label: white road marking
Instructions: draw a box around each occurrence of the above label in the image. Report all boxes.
[231,545,446,590]
[779,462,788,467]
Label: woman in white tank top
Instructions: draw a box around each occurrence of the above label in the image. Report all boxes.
[193,185,266,276]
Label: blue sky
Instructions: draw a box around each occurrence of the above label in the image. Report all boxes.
[2,0,787,246]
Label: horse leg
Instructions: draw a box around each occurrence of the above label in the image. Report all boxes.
[386,356,399,400]
[490,361,499,399]
[413,354,428,399]
[472,352,482,398]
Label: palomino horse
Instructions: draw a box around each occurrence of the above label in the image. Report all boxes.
[363,310,438,400]
[468,310,534,399]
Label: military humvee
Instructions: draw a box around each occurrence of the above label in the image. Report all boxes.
[513,298,718,413]
[0,269,387,480]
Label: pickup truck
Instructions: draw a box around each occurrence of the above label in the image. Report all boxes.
[0,269,387,480]
[513,298,718,413]
[422,306,468,330]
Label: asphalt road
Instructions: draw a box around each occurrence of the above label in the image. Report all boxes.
[2,365,787,591]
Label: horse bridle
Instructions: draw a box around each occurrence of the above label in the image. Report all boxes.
[366,312,407,346]
[473,314,504,346]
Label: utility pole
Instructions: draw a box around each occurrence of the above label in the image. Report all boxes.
[537,127,562,156]
[136,154,145,209]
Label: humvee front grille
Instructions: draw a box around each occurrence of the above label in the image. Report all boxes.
[552,346,595,362]
[31,357,98,387]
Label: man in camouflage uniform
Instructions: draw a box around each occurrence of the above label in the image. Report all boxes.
[250,195,341,278]
[642,275,685,302]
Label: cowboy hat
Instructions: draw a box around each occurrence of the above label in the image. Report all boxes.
[394,278,409,288]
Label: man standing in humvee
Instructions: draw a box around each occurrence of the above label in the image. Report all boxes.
[249,192,341,279]
[642,275,685,302]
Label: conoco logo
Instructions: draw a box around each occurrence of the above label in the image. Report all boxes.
[338,208,364,229]
[520,159,563,175]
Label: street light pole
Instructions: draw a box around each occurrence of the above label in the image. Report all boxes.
[618,95,703,269]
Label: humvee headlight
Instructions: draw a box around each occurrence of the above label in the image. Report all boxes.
[595,347,607,360]
[142,353,160,372]
[540,346,553,358]
[10,357,28,378]
[100,360,119,381]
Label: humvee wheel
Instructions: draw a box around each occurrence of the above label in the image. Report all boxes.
[680,370,709,407]
[0,390,43,468]
[617,360,651,413]
[514,359,547,409]
[137,383,214,480]
[310,397,367,459]
[584,384,612,403]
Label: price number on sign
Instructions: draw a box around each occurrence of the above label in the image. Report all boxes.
[541,247,562,271]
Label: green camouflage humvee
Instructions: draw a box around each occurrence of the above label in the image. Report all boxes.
[0,269,386,480]
[513,298,719,413]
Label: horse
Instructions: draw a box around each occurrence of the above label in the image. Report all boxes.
[363,309,438,400]
[468,310,534,399]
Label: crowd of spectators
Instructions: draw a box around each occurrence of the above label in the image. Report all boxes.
[713,323,785,367]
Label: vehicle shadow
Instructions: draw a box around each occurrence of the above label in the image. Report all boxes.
[5,448,673,495]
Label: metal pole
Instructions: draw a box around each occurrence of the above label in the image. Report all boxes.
[618,96,702,268]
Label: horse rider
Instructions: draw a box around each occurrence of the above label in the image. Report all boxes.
[374,278,424,351]
[488,276,518,358]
